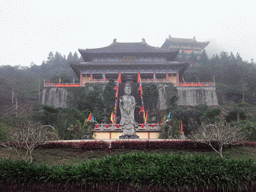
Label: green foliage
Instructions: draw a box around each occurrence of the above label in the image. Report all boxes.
[159,119,180,139]
[171,104,221,135]
[67,119,94,139]
[225,109,246,123]
[32,104,86,140]
[102,78,116,115]
[1,153,256,191]
[184,51,256,104]
[233,120,256,142]
[142,83,159,111]
[0,122,11,142]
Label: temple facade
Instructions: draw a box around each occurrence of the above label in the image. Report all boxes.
[70,38,188,86]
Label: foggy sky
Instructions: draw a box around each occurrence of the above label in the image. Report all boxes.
[1,0,256,66]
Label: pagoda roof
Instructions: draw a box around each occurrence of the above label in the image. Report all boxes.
[79,39,179,61]
[161,36,210,50]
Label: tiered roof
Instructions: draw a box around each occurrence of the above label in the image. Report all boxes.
[79,39,179,61]
[161,36,210,50]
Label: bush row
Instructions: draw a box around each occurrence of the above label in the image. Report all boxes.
[110,140,222,150]
[1,153,256,191]
[3,140,255,151]
[37,141,109,150]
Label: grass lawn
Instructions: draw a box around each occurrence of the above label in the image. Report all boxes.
[1,145,256,165]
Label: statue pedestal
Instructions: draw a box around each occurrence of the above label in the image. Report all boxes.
[119,134,140,139]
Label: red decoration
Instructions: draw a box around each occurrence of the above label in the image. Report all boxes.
[151,124,155,127]
[54,84,81,87]
[116,124,120,128]
[139,105,144,114]
[180,121,184,134]
[143,79,145,81]
[95,125,99,128]
[159,79,161,81]
[87,113,92,122]
[97,80,99,82]
[137,85,142,92]
[179,83,207,87]
[141,124,145,128]
[106,125,109,128]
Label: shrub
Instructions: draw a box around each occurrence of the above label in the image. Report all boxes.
[38,141,109,150]
[1,153,256,191]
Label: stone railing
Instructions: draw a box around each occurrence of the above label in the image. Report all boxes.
[179,82,215,86]
[93,123,161,132]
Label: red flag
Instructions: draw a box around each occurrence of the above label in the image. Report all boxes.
[114,86,118,90]
[182,77,185,83]
[137,73,141,83]
[117,73,121,83]
[137,84,142,92]
[180,121,184,134]
[139,105,144,114]
[145,110,148,123]
[87,113,92,122]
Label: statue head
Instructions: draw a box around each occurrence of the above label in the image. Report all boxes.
[124,83,132,95]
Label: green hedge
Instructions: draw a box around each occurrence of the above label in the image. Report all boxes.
[1,153,256,191]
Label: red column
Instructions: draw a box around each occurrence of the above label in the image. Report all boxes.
[176,73,179,84]
[80,73,83,85]
[109,132,112,139]
[148,132,150,139]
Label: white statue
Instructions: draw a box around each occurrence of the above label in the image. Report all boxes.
[119,83,137,136]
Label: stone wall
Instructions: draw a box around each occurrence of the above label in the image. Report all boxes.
[177,86,218,106]
[157,84,177,111]
[42,88,68,108]
[42,84,219,109]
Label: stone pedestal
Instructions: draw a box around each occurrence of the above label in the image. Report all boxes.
[119,134,139,139]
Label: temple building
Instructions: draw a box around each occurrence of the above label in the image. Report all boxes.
[70,38,188,85]
[43,38,218,109]
[161,35,210,62]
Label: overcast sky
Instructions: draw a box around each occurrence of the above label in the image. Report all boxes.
[1,0,256,66]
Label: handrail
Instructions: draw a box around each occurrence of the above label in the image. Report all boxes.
[43,81,215,87]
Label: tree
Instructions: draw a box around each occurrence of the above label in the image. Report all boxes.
[142,83,159,112]
[1,120,59,163]
[103,78,116,115]
[191,122,246,158]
